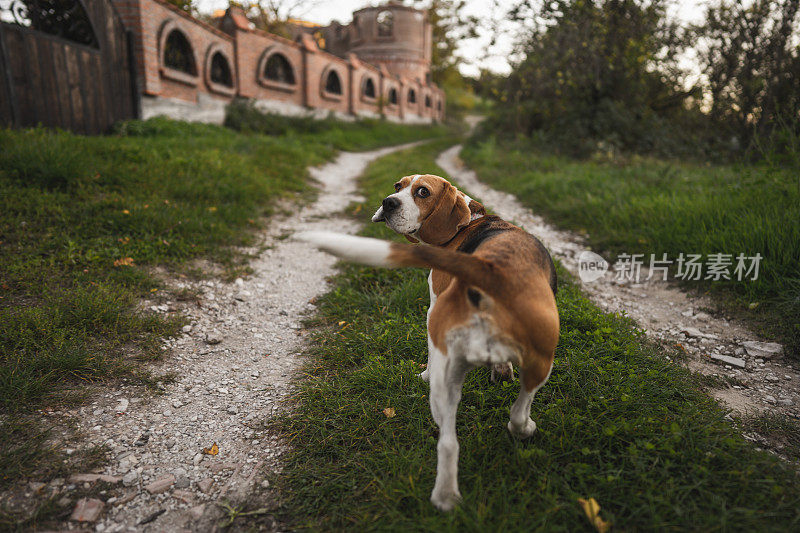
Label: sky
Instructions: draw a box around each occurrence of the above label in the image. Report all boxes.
[196,0,707,78]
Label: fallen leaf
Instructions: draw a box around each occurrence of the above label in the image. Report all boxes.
[207,206,217,212]
[202,443,219,455]
[577,497,611,533]
[748,302,760,309]
[113,257,134,267]
[338,321,347,326]
[382,407,396,418]
[122,209,130,215]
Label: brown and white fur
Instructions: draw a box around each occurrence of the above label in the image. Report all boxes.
[297,174,559,512]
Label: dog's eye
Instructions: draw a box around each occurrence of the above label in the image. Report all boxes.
[416,187,430,198]
[394,183,402,192]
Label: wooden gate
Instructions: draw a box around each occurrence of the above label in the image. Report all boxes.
[0,0,138,134]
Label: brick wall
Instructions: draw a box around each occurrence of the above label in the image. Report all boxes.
[113,0,444,123]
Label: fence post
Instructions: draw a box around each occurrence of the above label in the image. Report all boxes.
[0,23,19,127]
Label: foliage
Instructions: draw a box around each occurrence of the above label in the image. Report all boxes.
[482,0,695,156]
[698,0,800,162]
[478,0,800,162]
[461,136,800,356]
[274,139,800,531]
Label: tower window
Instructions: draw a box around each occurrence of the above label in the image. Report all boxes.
[376,10,393,37]
[425,95,432,108]
[408,89,416,104]
[388,88,398,105]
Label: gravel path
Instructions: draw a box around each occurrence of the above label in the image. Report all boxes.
[438,145,799,425]
[40,142,419,532]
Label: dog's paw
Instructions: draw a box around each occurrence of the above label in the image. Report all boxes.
[507,418,537,439]
[431,487,461,512]
[418,368,430,382]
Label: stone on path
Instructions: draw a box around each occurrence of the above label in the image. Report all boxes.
[742,341,782,359]
[145,475,175,494]
[708,353,746,369]
[68,473,121,484]
[197,478,213,493]
[70,498,104,522]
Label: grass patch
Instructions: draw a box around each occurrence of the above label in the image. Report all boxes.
[275,140,800,530]
[460,136,800,357]
[0,116,445,486]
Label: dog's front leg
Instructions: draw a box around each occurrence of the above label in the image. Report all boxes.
[419,271,437,383]
[428,341,469,511]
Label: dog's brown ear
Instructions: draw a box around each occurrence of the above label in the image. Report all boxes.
[418,183,470,245]
[468,199,486,219]
[403,234,419,244]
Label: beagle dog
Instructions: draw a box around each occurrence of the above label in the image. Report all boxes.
[298,174,559,511]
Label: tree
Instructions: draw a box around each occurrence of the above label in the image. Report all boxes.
[698,0,800,154]
[232,0,324,36]
[487,0,694,154]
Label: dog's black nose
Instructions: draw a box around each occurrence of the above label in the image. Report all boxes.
[382,196,400,213]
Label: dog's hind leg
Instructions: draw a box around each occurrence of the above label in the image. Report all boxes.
[427,342,470,511]
[508,357,553,439]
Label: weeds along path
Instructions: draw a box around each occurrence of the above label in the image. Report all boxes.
[49,142,423,532]
[438,145,800,424]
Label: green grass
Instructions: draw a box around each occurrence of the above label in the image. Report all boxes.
[460,136,800,357]
[0,116,446,487]
[274,139,800,530]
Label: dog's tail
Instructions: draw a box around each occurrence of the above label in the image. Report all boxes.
[296,231,495,293]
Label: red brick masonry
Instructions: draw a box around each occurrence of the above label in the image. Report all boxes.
[112,0,444,123]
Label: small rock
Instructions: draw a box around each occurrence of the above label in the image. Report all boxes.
[173,489,194,503]
[234,278,244,286]
[115,398,129,414]
[681,327,705,338]
[29,481,46,493]
[695,312,711,321]
[205,331,223,345]
[175,476,190,489]
[68,473,121,484]
[182,325,193,333]
[197,478,213,493]
[709,353,746,369]
[193,453,204,465]
[122,471,138,486]
[134,431,150,446]
[681,309,693,317]
[145,475,175,494]
[172,399,183,409]
[70,498,104,522]
[765,395,777,405]
[766,374,780,382]
[742,341,783,359]
[777,398,794,406]
[189,504,206,521]
[227,406,238,415]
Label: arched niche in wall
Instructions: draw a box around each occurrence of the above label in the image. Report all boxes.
[159,20,198,86]
[407,88,417,105]
[387,87,398,106]
[204,43,235,96]
[258,47,297,92]
[321,66,344,100]
[361,76,377,102]
[425,94,432,108]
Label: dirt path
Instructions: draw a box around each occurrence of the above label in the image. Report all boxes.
[33,142,420,532]
[437,145,799,423]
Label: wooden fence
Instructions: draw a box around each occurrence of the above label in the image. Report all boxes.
[0,0,138,134]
